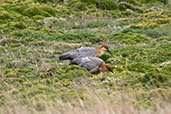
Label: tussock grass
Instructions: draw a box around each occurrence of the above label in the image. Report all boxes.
[0,88,171,114]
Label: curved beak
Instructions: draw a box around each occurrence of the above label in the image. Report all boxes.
[107,48,114,57]
[110,70,114,73]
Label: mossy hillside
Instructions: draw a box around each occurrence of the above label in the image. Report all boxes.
[0,0,171,112]
[118,0,142,5]
[120,10,171,38]
[0,2,58,17]
[122,25,171,38]
[2,0,62,4]
[1,34,170,104]
[119,2,143,13]
[0,1,121,41]
[140,0,168,4]
[72,0,169,11]
[99,43,170,88]
[1,0,168,40]
[0,40,92,101]
[0,2,79,38]
[1,65,91,87]
[104,43,170,85]
[69,0,118,11]
[110,42,171,64]
[108,32,152,44]
[130,18,171,29]
[119,0,169,4]
[10,30,98,43]
[1,43,171,109]
[130,10,171,29]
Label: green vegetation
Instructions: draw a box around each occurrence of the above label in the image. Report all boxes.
[109,32,152,44]
[0,0,171,113]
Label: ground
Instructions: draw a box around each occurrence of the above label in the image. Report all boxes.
[0,0,171,113]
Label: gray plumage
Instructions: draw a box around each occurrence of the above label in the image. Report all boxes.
[59,47,97,61]
[70,57,104,73]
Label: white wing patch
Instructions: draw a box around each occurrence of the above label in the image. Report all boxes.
[79,57,92,67]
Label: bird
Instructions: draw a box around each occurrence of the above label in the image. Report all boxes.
[58,45,113,61]
[69,57,113,74]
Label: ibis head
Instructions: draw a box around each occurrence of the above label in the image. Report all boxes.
[97,45,113,57]
[105,64,114,73]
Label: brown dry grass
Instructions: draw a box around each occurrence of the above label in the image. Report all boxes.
[1,88,171,114]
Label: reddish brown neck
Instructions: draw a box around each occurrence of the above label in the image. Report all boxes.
[99,63,112,72]
[99,63,107,72]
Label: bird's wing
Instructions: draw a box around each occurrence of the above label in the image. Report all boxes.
[59,47,97,60]
[77,47,97,58]
[58,48,80,60]
[79,57,103,71]
[69,57,81,65]
[89,57,104,67]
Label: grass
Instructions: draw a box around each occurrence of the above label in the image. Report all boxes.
[1,88,171,114]
[122,25,171,38]
[0,0,171,113]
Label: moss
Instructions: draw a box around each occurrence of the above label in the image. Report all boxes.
[36,65,92,82]
[122,25,171,38]
[32,15,44,20]
[55,66,92,81]
[119,0,142,6]
[24,5,52,17]
[0,10,10,19]
[85,21,109,28]
[131,18,170,29]
[54,32,97,43]
[35,0,58,4]
[109,32,152,44]
[11,30,25,37]
[43,17,58,28]
[0,39,19,46]
[111,42,171,64]
[155,18,170,24]
[140,0,168,4]
[130,12,171,29]
[56,79,72,87]
[121,9,134,16]
[100,54,112,62]
[40,6,57,16]
[69,0,118,11]
[130,22,158,29]
[128,62,155,73]
[9,43,22,48]
[12,22,27,29]
[97,0,118,10]
[71,2,88,11]
[80,0,96,4]
[140,68,168,87]
[119,2,143,13]
[161,10,171,17]
[53,42,81,51]
[143,12,167,18]
[18,84,54,98]
[10,3,29,14]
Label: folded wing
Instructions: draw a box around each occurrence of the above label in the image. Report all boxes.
[59,47,97,61]
[70,57,104,73]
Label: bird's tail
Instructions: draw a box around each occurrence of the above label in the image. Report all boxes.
[58,53,72,60]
